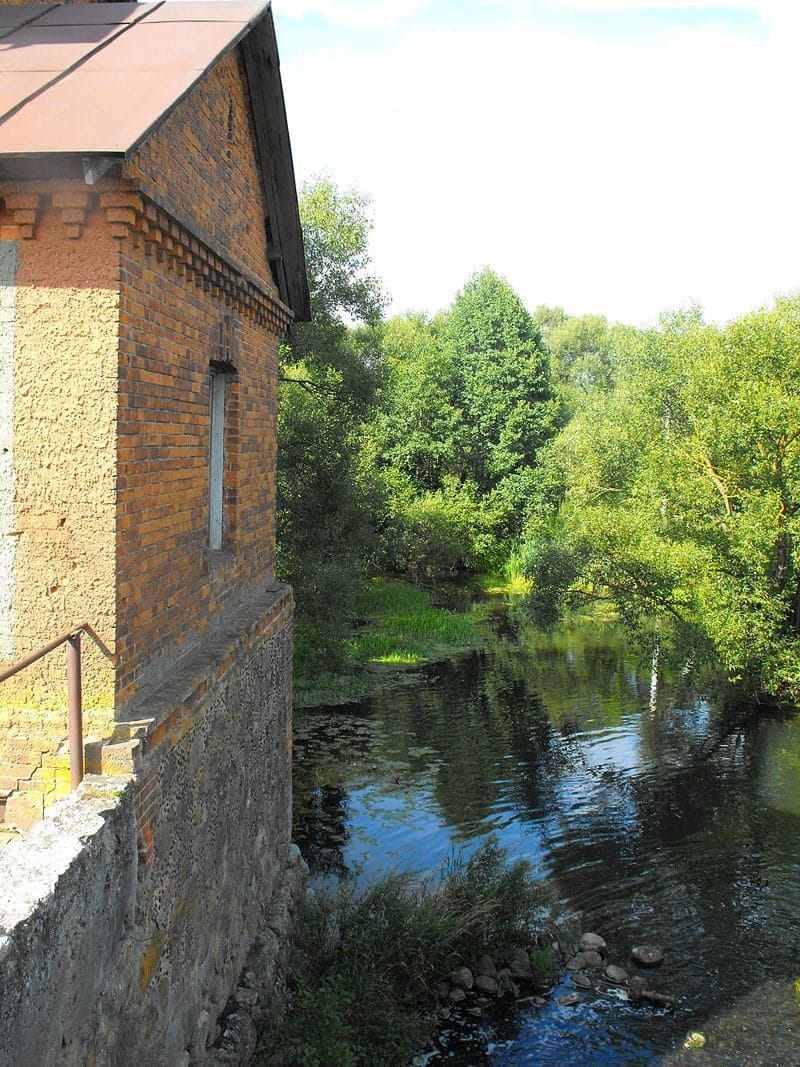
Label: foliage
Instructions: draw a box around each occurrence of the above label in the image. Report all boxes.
[367,271,559,578]
[278,178,385,671]
[380,474,503,580]
[441,271,559,530]
[278,359,381,672]
[522,296,800,701]
[293,580,484,706]
[257,840,552,1067]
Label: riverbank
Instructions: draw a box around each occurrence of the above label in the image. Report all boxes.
[294,579,488,708]
[255,841,556,1067]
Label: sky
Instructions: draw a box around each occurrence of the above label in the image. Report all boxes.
[271,0,800,326]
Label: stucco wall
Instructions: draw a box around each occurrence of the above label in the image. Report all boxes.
[0,240,17,662]
[0,205,118,734]
[0,598,299,1067]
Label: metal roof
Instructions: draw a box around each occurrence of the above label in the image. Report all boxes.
[0,1,310,320]
[0,2,270,155]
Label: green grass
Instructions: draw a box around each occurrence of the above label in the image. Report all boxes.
[477,572,532,596]
[349,582,480,665]
[256,840,556,1067]
[294,580,484,706]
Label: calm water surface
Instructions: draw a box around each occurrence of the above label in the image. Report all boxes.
[293,599,800,1065]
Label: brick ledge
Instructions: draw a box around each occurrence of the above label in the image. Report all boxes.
[95,581,293,774]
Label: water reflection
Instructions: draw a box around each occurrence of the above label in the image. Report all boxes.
[292,603,800,1063]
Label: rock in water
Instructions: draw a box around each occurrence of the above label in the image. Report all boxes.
[579,933,607,956]
[508,949,532,980]
[631,945,664,967]
[627,975,648,1002]
[474,975,498,995]
[556,992,580,1007]
[448,987,466,1003]
[573,973,592,990]
[450,966,474,990]
[604,964,629,984]
[580,950,603,970]
[477,954,498,979]
[567,951,602,971]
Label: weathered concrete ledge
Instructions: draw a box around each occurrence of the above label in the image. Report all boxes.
[0,777,137,1067]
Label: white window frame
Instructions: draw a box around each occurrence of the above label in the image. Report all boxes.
[209,368,226,551]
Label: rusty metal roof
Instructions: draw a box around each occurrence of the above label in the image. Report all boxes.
[0,2,271,156]
[0,1,310,320]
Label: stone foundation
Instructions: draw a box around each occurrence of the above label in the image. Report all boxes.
[0,596,302,1066]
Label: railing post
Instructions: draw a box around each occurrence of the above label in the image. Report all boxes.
[66,634,84,789]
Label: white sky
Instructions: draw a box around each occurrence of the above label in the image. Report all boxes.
[272,0,800,326]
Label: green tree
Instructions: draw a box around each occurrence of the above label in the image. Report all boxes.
[442,270,559,537]
[278,178,385,670]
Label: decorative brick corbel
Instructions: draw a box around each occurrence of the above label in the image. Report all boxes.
[4,193,41,239]
[52,190,93,239]
[99,191,144,240]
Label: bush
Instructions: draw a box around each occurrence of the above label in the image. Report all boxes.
[382,477,501,580]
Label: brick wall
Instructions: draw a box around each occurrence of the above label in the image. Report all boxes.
[114,44,286,704]
[125,50,276,295]
[115,242,280,702]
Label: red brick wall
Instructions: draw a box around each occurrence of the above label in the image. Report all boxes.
[115,243,280,702]
[114,48,285,704]
[125,49,275,292]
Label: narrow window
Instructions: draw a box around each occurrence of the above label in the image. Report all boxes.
[209,368,226,551]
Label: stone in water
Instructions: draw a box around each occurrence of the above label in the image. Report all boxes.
[450,966,474,990]
[581,950,603,969]
[556,992,580,1007]
[573,973,592,990]
[604,964,629,984]
[474,974,498,995]
[579,933,607,956]
[631,945,664,967]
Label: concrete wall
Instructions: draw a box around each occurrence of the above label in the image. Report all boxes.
[0,599,301,1067]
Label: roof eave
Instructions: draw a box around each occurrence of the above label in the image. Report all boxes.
[240,8,310,322]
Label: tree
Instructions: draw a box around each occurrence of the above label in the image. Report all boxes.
[278,178,385,670]
[442,270,559,535]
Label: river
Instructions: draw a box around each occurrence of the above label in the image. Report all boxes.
[292,596,800,1064]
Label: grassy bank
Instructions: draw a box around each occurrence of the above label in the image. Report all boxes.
[294,579,486,707]
[256,841,556,1067]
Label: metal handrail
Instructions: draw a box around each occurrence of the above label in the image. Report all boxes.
[0,623,116,789]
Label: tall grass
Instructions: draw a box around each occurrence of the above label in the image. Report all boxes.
[349,580,481,665]
[257,840,555,1067]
